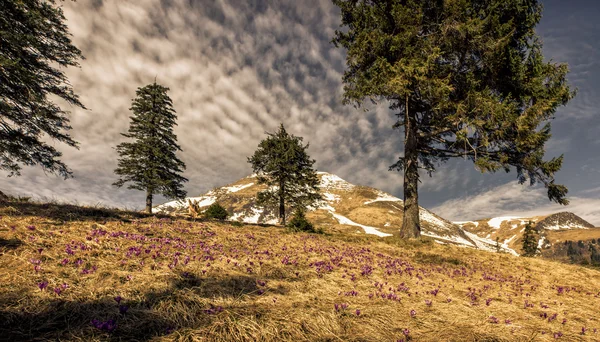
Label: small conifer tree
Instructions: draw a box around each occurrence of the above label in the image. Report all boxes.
[113,82,187,213]
[248,124,322,225]
[204,203,229,220]
[287,207,315,233]
[522,221,539,257]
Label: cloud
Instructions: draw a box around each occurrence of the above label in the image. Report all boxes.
[1,0,599,220]
[432,181,600,226]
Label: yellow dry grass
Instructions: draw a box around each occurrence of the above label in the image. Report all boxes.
[1,201,600,341]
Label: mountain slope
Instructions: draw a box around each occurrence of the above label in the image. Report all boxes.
[2,201,600,341]
[456,212,598,255]
[154,172,514,253]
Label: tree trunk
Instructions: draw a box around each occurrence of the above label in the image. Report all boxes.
[400,94,421,239]
[145,188,153,214]
[279,180,286,226]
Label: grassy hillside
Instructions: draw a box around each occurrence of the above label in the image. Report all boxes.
[1,201,600,341]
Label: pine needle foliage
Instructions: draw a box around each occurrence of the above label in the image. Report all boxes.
[522,221,539,257]
[331,0,575,239]
[248,124,321,225]
[204,202,229,220]
[287,207,316,233]
[0,0,86,178]
[113,82,187,213]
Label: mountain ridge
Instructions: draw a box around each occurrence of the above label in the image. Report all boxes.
[154,172,516,254]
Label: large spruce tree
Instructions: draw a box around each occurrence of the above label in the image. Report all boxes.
[332,0,575,238]
[248,124,321,225]
[0,0,85,178]
[113,82,187,213]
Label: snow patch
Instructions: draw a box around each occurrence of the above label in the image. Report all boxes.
[454,221,480,227]
[223,183,254,193]
[322,192,341,202]
[364,191,402,205]
[422,232,476,248]
[319,173,355,190]
[419,210,452,231]
[330,212,392,237]
[487,216,522,229]
[464,231,519,256]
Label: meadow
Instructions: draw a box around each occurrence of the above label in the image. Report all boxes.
[1,201,600,341]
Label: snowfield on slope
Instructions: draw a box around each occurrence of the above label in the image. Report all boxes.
[329,212,392,237]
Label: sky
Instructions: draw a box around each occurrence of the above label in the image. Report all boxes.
[2,0,600,224]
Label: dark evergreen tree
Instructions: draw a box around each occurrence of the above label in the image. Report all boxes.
[495,237,501,253]
[288,207,316,233]
[113,82,187,213]
[522,221,539,257]
[332,0,574,239]
[248,124,321,225]
[204,202,229,220]
[590,244,600,265]
[0,0,85,178]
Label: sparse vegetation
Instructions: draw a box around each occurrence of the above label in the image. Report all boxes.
[204,202,229,220]
[287,208,315,233]
[1,201,600,341]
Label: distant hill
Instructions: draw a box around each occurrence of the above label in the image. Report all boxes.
[456,212,600,257]
[154,172,514,254]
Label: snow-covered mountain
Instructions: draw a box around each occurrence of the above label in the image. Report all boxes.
[154,172,513,253]
[456,212,597,255]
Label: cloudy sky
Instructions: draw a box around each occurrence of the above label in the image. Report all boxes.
[3,0,600,224]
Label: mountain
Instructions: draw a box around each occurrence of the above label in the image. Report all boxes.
[456,212,600,256]
[154,172,512,253]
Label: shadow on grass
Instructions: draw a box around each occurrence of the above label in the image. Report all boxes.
[0,200,189,224]
[0,237,23,250]
[0,273,281,341]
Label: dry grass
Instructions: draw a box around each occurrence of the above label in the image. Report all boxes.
[1,201,600,341]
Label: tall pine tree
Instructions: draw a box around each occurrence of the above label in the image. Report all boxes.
[0,0,85,178]
[248,124,321,225]
[113,82,187,213]
[332,0,574,239]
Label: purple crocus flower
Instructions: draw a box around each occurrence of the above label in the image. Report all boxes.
[119,305,129,315]
[114,296,122,304]
[410,309,416,318]
[37,281,48,291]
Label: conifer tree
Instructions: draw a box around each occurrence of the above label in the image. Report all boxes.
[248,124,321,225]
[332,0,575,239]
[1,0,85,178]
[113,82,187,213]
[522,221,539,257]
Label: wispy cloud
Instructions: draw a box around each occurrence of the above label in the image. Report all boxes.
[1,0,599,220]
[432,181,600,226]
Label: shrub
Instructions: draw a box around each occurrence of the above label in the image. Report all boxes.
[287,208,315,232]
[204,203,229,220]
[230,221,243,228]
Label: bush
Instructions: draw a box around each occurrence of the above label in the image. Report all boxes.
[287,208,315,232]
[204,203,229,220]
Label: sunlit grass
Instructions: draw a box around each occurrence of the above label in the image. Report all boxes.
[1,200,599,341]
